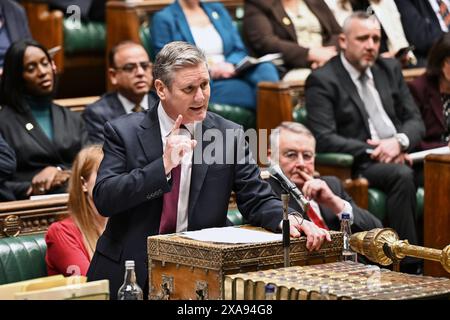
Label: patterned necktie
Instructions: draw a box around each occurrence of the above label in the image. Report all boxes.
[359,73,396,139]
[306,204,329,230]
[132,104,143,112]
[159,164,181,234]
[437,0,450,28]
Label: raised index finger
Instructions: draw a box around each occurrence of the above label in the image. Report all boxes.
[170,115,183,136]
[298,170,313,181]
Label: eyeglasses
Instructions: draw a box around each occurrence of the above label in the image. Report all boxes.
[114,61,151,73]
[282,150,315,162]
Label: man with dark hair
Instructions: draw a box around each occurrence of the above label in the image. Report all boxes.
[82,41,157,143]
[87,41,330,299]
[305,12,425,273]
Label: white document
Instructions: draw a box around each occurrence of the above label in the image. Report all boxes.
[29,193,68,201]
[180,226,282,244]
[409,146,450,163]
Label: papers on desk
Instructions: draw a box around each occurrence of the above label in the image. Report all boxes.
[409,146,450,163]
[180,226,282,244]
[29,193,68,201]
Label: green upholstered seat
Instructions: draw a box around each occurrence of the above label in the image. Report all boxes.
[0,234,47,285]
[208,103,256,130]
[63,19,106,54]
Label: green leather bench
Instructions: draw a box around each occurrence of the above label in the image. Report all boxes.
[63,20,106,55]
[0,234,47,285]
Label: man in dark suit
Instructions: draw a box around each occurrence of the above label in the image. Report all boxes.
[305,12,425,272]
[268,122,382,233]
[87,41,330,299]
[0,0,32,70]
[395,0,446,67]
[82,41,157,144]
[0,134,16,202]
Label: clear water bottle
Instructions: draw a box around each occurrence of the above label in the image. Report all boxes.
[264,284,276,300]
[117,260,143,300]
[340,213,357,262]
[319,285,330,300]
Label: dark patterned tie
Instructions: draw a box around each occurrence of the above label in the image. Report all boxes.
[159,164,181,234]
[132,104,143,112]
[437,0,450,28]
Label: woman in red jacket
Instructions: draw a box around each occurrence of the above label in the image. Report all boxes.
[45,145,107,276]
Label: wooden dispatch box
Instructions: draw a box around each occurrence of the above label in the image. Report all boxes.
[147,227,342,300]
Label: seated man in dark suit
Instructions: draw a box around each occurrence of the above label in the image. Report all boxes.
[305,12,425,273]
[87,41,330,299]
[0,134,16,201]
[395,0,447,67]
[82,41,157,144]
[47,0,106,22]
[268,122,382,233]
[0,0,32,72]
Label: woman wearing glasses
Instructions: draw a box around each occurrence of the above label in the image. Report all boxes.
[150,0,280,110]
[0,39,88,199]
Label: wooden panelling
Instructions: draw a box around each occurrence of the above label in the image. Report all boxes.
[423,154,450,278]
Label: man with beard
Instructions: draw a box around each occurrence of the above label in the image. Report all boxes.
[305,11,425,273]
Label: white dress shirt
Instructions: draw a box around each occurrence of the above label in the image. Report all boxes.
[117,93,149,114]
[157,102,195,233]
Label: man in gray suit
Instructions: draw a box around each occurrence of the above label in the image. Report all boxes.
[82,41,157,144]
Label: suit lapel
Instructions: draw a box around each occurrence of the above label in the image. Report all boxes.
[173,1,196,44]
[109,93,127,116]
[17,106,60,159]
[137,101,163,163]
[304,0,330,35]
[188,119,211,220]
[332,58,371,134]
[371,64,396,122]
[271,0,297,41]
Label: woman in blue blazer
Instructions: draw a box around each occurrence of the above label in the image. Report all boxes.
[151,0,279,110]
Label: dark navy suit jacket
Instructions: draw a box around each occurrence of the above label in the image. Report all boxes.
[395,0,444,66]
[151,0,247,65]
[87,100,285,299]
[82,91,158,144]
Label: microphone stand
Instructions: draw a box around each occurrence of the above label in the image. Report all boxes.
[281,192,290,268]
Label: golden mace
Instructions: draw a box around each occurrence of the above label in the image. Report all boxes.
[350,228,450,273]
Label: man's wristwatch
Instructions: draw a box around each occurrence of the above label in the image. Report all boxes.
[395,133,409,152]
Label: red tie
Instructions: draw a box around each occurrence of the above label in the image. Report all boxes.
[159,165,181,234]
[437,0,450,28]
[306,205,329,230]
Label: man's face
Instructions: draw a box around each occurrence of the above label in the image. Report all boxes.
[155,63,210,124]
[277,130,316,188]
[110,44,153,100]
[339,18,381,72]
[23,46,54,96]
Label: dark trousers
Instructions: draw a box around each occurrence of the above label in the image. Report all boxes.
[357,162,418,246]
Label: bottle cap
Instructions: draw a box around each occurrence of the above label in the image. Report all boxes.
[265,284,275,293]
[125,260,135,268]
[341,213,350,220]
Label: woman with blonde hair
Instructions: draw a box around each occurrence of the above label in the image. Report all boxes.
[45,145,107,276]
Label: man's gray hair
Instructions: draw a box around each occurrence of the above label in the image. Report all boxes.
[342,10,380,34]
[153,41,207,87]
[270,122,315,163]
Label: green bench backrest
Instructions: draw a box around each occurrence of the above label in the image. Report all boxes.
[0,234,47,285]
